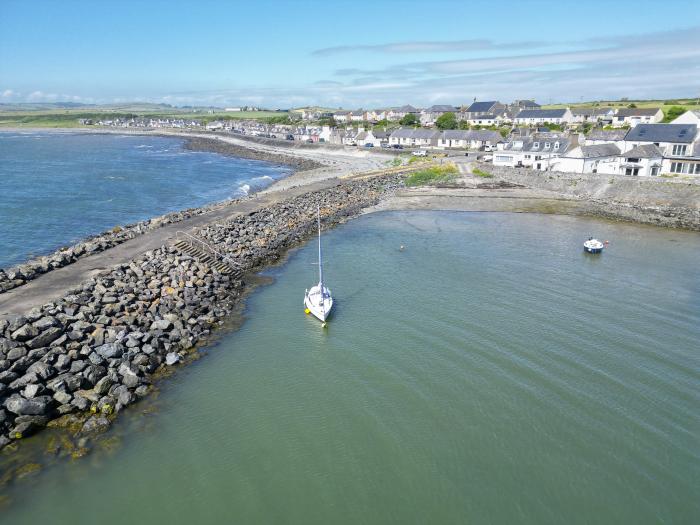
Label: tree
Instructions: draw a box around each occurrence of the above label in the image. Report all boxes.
[399,113,418,126]
[628,103,637,108]
[318,116,337,127]
[435,112,458,130]
[662,106,686,123]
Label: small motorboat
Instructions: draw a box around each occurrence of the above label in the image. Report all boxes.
[583,237,605,254]
[304,205,333,325]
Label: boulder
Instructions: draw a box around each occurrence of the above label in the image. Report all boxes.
[150,319,172,331]
[4,395,53,416]
[165,352,181,366]
[26,361,55,381]
[80,416,111,436]
[22,383,45,398]
[95,343,123,359]
[27,327,63,349]
[32,317,58,331]
[93,376,113,396]
[7,347,27,361]
[11,324,39,342]
[49,387,72,403]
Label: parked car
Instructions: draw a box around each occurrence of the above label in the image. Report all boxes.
[286,135,294,140]
[306,138,314,143]
[482,155,493,161]
[392,144,403,150]
[412,150,427,157]
[364,143,374,148]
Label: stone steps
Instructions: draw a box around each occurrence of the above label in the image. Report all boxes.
[173,240,240,277]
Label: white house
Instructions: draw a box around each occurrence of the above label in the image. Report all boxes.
[350,110,365,122]
[438,130,472,149]
[570,107,616,124]
[462,101,506,120]
[623,123,700,175]
[493,133,574,170]
[420,105,457,126]
[438,130,503,149]
[389,128,441,147]
[354,130,382,147]
[387,105,419,121]
[612,144,664,176]
[551,143,621,174]
[612,108,663,127]
[514,108,573,126]
[333,111,350,123]
[671,110,700,125]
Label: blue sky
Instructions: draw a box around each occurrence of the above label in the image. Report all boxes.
[1,0,699,108]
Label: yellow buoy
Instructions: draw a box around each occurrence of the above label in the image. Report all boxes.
[304,308,310,314]
[322,322,328,328]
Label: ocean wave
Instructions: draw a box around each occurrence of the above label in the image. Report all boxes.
[236,184,251,196]
[251,175,274,183]
[135,144,153,149]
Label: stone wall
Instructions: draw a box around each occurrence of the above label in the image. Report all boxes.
[479,163,700,230]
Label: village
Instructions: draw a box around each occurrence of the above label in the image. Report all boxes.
[90,100,700,177]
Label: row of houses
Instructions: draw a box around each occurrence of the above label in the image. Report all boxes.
[491,110,700,176]
[324,102,666,128]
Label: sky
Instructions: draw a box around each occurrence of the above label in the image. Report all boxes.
[1,0,700,109]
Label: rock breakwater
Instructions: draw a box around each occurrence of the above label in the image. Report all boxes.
[183,137,324,171]
[0,204,236,295]
[0,173,402,467]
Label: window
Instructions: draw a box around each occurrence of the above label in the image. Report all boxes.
[544,142,550,149]
[525,154,531,159]
[495,155,511,162]
[554,142,560,150]
[533,142,539,148]
[695,164,700,174]
[626,158,640,163]
[671,162,685,173]
[672,144,687,156]
[625,167,639,176]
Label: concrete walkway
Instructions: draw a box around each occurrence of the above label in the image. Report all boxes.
[0,177,345,320]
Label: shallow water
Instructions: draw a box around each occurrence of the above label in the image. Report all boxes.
[2,211,699,524]
[0,132,290,268]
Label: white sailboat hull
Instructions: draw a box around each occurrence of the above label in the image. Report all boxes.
[304,284,333,322]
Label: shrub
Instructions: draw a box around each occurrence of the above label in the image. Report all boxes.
[472,168,493,178]
[405,164,458,186]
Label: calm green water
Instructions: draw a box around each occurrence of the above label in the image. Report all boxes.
[3,211,699,524]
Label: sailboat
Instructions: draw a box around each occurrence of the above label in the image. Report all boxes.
[304,205,333,325]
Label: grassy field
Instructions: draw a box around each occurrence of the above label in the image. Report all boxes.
[404,164,459,187]
[542,98,700,112]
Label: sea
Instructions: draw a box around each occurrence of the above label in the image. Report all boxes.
[1,209,698,524]
[0,131,291,269]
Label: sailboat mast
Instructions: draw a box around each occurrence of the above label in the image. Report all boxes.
[317,205,323,289]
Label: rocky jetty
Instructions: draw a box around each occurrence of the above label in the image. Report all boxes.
[0,173,402,456]
[183,137,324,171]
[0,202,241,296]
